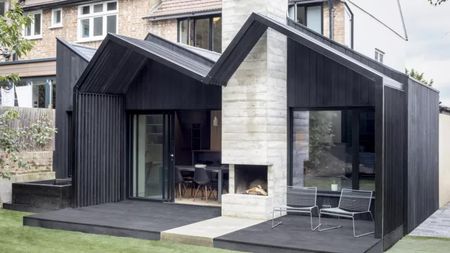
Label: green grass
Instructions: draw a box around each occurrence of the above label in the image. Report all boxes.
[0,209,235,253]
[387,236,450,253]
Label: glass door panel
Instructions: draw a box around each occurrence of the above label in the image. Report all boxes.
[132,114,166,200]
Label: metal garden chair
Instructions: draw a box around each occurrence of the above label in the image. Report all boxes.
[318,188,374,238]
[272,186,319,230]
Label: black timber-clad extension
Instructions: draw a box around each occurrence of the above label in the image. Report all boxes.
[407,79,439,233]
[53,12,440,252]
[74,93,126,207]
[54,39,95,178]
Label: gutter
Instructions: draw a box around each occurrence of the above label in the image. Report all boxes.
[327,0,334,40]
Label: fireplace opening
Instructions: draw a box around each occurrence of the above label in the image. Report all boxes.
[235,165,268,196]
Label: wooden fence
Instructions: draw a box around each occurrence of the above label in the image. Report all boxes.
[0,106,55,151]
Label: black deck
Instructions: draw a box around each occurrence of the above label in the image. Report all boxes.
[214,215,382,253]
[24,200,220,240]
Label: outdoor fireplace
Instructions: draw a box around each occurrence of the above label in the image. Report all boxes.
[235,165,268,196]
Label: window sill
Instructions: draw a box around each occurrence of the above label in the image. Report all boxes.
[49,25,63,29]
[25,36,43,40]
[75,38,104,43]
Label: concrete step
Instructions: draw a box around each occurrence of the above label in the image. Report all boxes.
[160,216,264,247]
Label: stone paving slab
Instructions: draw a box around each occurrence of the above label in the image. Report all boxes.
[410,203,450,238]
[161,216,264,247]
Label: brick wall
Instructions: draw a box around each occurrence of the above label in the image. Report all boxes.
[323,0,345,45]
[23,0,177,59]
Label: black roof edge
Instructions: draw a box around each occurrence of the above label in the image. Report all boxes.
[109,33,207,82]
[23,0,91,11]
[56,37,93,63]
[144,33,216,66]
[286,17,408,84]
[0,57,55,66]
[207,12,384,86]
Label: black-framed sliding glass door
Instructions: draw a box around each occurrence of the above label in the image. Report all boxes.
[131,113,174,201]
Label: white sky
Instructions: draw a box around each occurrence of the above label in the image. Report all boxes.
[403,0,450,106]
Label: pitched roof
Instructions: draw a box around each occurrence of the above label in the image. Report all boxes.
[145,0,222,21]
[74,13,407,93]
[57,38,96,62]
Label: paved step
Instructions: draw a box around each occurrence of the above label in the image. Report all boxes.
[161,216,265,247]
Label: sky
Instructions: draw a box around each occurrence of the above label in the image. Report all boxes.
[403,0,450,106]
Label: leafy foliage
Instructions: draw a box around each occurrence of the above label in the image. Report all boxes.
[307,112,335,171]
[428,0,447,5]
[0,110,56,179]
[0,2,34,84]
[406,68,434,86]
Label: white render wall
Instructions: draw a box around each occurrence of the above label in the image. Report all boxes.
[221,0,288,219]
[347,0,407,71]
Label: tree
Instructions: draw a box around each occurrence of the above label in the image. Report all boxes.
[405,68,434,86]
[0,2,34,84]
[428,0,447,5]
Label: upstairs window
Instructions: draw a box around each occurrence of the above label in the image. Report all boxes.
[178,15,222,53]
[375,49,385,63]
[0,0,5,16]
[78,1,117,41]
[24,11,42,39]
[289,3,323,34]
[51,8,63,28]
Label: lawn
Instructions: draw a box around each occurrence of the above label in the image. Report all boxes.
[0,209,235,253]
[387,236,450,253]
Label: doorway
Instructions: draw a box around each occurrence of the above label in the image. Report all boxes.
[130,113,174,201]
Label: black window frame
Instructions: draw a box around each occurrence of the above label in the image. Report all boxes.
[288,107,376,194]
[177,14,222,52]
[289,2,324,34]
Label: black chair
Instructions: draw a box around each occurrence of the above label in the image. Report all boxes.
[193,166,211,201]
[175,167,193,198]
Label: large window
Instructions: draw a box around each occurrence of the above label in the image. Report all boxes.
[24,11,42,39]
[178,15,222,53]
[288,4,323,34]
[78,1,117,41]
[291,110,375,192]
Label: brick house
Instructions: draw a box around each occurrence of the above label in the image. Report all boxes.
[0,0,407,108]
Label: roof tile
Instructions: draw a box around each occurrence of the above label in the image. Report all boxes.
[147,0,221,20]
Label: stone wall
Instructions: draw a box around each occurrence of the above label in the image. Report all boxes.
[0,151,55,204]
[23,0,176,59]
[221,0,287,220]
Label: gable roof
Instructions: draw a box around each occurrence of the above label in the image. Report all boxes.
[145,0,222,21]
[56,38,96,62]
[73,12,407,94]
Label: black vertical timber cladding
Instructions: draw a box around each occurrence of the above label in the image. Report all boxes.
[74,92,125,207]
[382,87,407,249]
[54,41,89,178]
[406,80,439,233]
[287,39,376,108]
[125,62,221,110]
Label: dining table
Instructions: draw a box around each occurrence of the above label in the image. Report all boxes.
[176,164,229,203]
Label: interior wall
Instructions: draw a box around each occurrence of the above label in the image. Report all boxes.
[439,112,450,207]
[210,110,222,151]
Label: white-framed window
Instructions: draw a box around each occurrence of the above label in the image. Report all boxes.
[375,48,385,63]
[0,0,7,16]
[51,8,63,28]
[24,11,43,39]
[77,1,118,41]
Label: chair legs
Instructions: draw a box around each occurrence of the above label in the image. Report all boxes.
[318,211,343,232]
[352,212,375,238]
[271,207,319,231]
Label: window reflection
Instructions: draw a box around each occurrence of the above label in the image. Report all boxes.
[292,110,375,191]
